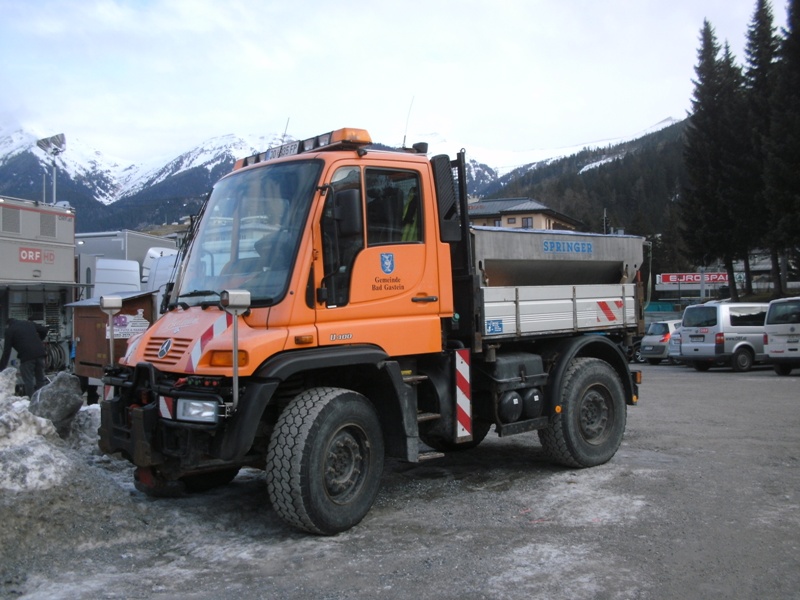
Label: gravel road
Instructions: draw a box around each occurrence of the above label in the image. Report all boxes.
[3,363,799,599]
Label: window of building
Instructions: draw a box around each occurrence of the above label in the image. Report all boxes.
[522,217,533,228]
[507,217,516,224]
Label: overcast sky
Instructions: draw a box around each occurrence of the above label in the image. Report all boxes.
[0,0,790,165]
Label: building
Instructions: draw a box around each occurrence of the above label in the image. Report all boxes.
[467,197,583,231]
[0,195,78,371]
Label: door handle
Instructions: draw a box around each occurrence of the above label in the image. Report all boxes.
[412,296,438,303]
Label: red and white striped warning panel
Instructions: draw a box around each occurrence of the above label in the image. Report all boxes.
[596,300,624,324]
[455,348,472,441]
[159,395,175,419]
[186,312,233,373]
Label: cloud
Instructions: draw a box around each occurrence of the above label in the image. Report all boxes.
[0,0,784,162]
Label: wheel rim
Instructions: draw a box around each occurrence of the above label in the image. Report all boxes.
[578,386,613,445]
[324,425,369,505]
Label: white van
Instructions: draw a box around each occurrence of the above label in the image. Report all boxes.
[141,247,179,284]
[145,252,180,313]
[92,258,141,299]
[680,302,768,372]
[764,296,800,376]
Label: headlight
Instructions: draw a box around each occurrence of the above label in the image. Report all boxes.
[176,399,219,423]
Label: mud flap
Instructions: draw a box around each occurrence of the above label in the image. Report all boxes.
[134,467,185,497]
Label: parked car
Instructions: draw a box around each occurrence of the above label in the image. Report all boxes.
[668,326,683,364]
[764,296,800,376]
[640,320,681,365]
[679,301,768,372]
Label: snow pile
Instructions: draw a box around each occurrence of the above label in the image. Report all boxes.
[0,368,137,595]
[0,368,108,492]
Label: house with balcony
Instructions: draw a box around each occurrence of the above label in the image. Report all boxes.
[468,197,583,231]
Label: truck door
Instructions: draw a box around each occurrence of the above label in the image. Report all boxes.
[314,163,444,357]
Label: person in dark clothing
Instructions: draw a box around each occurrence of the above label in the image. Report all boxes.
[0,318,48,397]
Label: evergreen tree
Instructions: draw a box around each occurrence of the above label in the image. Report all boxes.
[765,0,800,296]
[680,21,742,300]
[744,0,781,294]
[716,43,751,297]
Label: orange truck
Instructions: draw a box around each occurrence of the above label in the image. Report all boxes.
[100,128,644,534]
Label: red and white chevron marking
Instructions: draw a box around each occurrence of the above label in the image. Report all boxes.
[186,312,233,373]
[455,348,472,440]
[597,300,624,324]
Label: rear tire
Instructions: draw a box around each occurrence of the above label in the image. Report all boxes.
[692,362,711,372]
[539,357,627,468]
[732,348,754,372]
[267,387,384,535]
[774,364,793,376]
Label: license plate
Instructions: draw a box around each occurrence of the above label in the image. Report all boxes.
[643,346,654,351]
[690,335,703,342]
[788,338,799,344]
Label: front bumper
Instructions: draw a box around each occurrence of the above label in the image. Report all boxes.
[99,362,278,470]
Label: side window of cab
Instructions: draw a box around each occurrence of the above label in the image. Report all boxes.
[365,169,422,246]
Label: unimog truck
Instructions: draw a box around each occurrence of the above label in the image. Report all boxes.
[99,127,644,534]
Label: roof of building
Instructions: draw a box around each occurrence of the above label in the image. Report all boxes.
[467,197,582,227]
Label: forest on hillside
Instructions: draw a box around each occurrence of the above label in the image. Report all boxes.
[484,121,692,287]
[489,0,799,299]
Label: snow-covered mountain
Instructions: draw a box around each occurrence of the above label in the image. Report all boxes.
[0,118,682,233]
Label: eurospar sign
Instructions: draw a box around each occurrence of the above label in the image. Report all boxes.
[658,272,728,284]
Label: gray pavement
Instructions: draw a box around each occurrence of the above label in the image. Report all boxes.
[9,363,800,599]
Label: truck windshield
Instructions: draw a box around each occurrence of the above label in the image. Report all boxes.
[177,159,322,306]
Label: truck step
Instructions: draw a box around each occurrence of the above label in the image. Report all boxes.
[403,374,429,384]
[418,450,445,461]
[416,411,440,423]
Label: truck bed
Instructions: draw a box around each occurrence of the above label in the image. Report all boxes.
[482,283,638,339]
[468,227,644,339]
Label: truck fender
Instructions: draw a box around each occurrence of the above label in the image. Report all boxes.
[214,380,279,461]
[544,335,636,410]
[215,345,414,462]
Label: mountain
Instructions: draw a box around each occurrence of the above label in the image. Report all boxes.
[0,119,681,233]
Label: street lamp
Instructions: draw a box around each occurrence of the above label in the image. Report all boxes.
[36,133,66,205]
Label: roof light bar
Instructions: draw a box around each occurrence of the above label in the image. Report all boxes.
[233,128,372,170]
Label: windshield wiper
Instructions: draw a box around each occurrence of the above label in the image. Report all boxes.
[178,290,221,299]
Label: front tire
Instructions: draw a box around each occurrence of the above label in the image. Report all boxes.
[267,387,384,535]
[774,364,793,376]
[539,357,627,468]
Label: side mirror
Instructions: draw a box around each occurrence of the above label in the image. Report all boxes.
[333,189,362,237]
[220,289,251,315]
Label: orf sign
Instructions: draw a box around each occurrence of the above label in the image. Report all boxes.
[19,247,42,263]
[660,272,729,284]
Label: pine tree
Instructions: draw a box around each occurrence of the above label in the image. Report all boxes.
[765,0,800,296]
[716,43,750,298]
[681,21,741,300]
[745,0,781,295]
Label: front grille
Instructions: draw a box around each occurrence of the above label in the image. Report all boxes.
[143,336,193,366]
